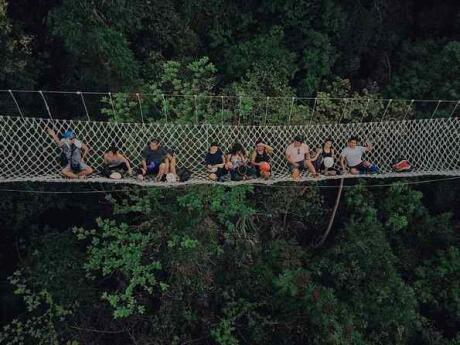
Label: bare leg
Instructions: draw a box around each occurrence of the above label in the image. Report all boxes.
[78,166,93,179]
[261,171,271,179]
[169,156,177,175]
[137,167,146,181]
[350,168,360,175]
[62,166,78,179]
[304,159,317,176]
[156,162,167,181]
[291,168,301,180]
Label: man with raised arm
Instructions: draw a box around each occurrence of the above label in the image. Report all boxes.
[285,135,318,180]
[46,128,93,179]
[340,136,377,174]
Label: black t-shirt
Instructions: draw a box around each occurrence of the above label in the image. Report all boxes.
[254,151,270,163]
[142,146,168,164]
[204,149,224,165]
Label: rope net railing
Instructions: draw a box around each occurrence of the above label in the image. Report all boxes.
[0,115,459,185]
[1,90,460,125]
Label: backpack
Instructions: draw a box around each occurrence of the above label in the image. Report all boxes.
[60,142,82,171]
[391,159,412,172]
[176,167,191,182]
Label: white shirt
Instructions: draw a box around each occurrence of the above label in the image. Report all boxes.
[341,146,366,167]
[286,143,309,162]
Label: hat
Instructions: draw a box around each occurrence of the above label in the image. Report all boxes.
[63,130,76,139]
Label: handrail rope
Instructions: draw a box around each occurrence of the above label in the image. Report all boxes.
[108,92,116,118]
[77,91,91,121]
[449,100,460,117]
[264,96,269,125]
[380,98,392,121]
[359,98,371,123]
[8,89,24,118]
[2,89,459,103]
[135,93,144,124]
[288,97,295,124]
[161,94,168,122]
[309,98,317,125]
[338,98,348,123]
[39,91,53,120]
[221,96,224,124]
[403,99,414,121]
[0,176,459,194]
[430,100,442,119]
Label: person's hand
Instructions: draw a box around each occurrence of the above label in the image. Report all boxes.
[46,127,55,136]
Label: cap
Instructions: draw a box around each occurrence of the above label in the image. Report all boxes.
[63,130,76,139]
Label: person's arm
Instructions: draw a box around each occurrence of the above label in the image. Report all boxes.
[81,144,89,160]
[264,144,274,154]
[310,148,321,161]
[364,142,373,152]
[122,154,132,172]
[340,154,348,172]
[215,153,225,168]
[46,128,62,146]
[303,145,317,176]
[305,159,318,176]
[250,151,259,166]
[304,145,311,161]
[103,153,109,165]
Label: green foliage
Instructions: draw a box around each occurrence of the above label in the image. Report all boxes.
[312,185,420,344]
[2,1,460,343]
[0,270,72,345]
[415,247,460,330]
[387,40,460,101]
[48,0,140,88]
[101,57,219,123]
[74,218,164,319]
[0,0,37,89]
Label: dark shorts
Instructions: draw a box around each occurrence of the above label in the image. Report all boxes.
[289,160,307,172]
[65,162,89,173]
[349,161,367,170]
[138,161,161,176]
[101,162,129,177]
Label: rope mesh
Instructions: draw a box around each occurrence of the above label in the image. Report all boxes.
[0,115,459,185]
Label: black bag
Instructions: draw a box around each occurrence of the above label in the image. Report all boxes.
[176,167,191,182]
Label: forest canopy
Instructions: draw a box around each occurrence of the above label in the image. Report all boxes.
[0,0,459,344]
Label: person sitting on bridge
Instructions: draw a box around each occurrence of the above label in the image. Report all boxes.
[340,136,378,175]
[285,135,318,180]
[101,144,132,179]
[251,139,273,179]
[46,127,93,179]
[204,142,226,181]
[225,142,256,181]
[137,138,176,182]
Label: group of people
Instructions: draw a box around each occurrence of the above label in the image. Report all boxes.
[46,128,379,182]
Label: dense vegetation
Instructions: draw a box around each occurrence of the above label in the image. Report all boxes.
[0,0,459,344]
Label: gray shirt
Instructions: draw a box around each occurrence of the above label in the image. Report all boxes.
[60,138,83,164]
[341,146,366,167]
